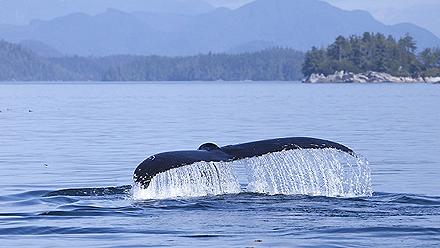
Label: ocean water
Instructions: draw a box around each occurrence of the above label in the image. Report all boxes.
[0,82,439,247]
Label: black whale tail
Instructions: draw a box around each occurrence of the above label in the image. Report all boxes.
[134,137,356,188]
[220,137,355,160]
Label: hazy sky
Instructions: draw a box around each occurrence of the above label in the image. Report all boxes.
[323,0,439,21]
[204,0,251,8]
[207,0,438,10]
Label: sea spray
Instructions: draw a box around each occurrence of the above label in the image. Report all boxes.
[133,148,372,200]
[133,161,241,200]
[241,148,372,197]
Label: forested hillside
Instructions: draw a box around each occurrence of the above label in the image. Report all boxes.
[0,40,73,81]
[99,49,304,81]
[0,40,304,81]
[302,33,440,77]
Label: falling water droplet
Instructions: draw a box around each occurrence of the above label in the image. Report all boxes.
[241,148,372,197]
[132,148,372,200]
[133,161,241,200]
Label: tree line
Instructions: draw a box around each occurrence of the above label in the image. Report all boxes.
[0,40,304,81]
[302,32,440,77]
[2,34,439,81]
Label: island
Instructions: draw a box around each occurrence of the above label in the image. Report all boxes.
[302,33,440,83]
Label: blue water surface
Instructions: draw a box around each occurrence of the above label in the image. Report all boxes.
[0,82,439,247]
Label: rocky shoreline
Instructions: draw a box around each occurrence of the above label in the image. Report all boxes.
[303,71,440,84]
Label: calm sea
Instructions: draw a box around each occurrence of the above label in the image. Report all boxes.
[0,82,439,247]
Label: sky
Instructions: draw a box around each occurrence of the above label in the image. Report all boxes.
[207,0,438,11]
[324,0,439,22]
[204,0,252,8]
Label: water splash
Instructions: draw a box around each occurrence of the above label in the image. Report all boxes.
[132,161,241,200]
[241,149,372,197]
[133,148,372,200]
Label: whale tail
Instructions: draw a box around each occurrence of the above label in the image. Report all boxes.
[134,137,357,189]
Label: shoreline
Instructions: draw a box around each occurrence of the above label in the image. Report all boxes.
[303,71,440,84]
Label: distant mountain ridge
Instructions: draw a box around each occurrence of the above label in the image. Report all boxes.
[324,0,440,37]
[0,0,214,25]
[19,40,63,57]
[0,0,439,56]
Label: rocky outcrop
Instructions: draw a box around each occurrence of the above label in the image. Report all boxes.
[424,77,440,84]
[303,71,440,83]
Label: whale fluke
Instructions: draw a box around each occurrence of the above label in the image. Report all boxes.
[133,137,355,188]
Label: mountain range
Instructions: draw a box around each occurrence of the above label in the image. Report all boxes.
[378,3,440,39]
[0,0,439,56]
[324,0,440,37]
[0,0,214,25]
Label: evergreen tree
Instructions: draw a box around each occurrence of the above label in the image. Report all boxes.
[302,32,439,78]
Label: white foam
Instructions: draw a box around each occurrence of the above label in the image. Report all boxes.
[132,148,372,200]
